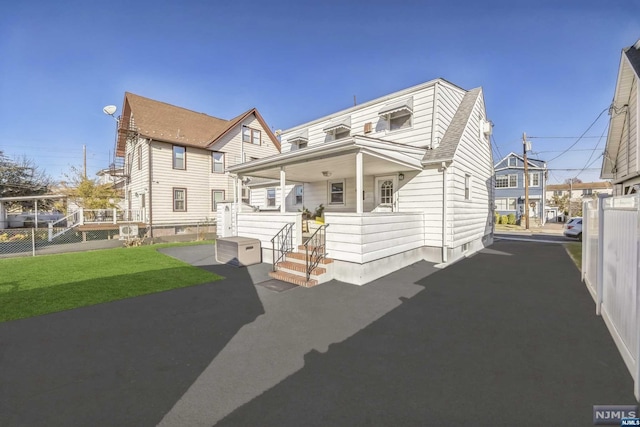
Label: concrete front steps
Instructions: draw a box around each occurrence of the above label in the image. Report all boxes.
[268,249,334,288]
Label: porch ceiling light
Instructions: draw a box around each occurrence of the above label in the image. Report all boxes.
[322,171,332,177]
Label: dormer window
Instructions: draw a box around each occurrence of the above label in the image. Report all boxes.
[287,129,309,151]
[379,97,413,132]
[323,116,351,140]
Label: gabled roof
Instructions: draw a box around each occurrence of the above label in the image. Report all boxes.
[422,88,481,164]
[601,39,640,179]
[494,152,546,170]
[116,92,280,155]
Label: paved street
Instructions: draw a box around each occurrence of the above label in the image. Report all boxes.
[0,241,636,426]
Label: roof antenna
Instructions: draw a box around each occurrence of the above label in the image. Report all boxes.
[353,95,357,106]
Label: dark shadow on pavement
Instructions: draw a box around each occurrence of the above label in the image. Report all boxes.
[216,241,636,426]
[0,245,265,427]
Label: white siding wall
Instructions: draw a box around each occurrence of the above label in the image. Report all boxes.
[395,167,444,246]
[448,92,494,247]
[436,84,466,146]
[279,82,466,152]
[236,212,302,262]
[126,137,150,219]
[325,213,425,263]
[614,81,639,184]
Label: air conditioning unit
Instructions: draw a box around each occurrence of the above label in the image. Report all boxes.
[364,122,373,133]
[119,224,139,240]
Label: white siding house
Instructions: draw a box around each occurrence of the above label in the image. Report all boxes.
[224,78,495,286]
[112,92,281,237]
[602,39,640,194]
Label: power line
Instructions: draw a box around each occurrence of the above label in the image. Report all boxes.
[533,148,602,154]
[527,136,605,139]
[546,107,609,163]
[491,134,504,161]
[575,122,608,180]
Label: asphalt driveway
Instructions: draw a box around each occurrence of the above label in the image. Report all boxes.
[0,241,636,426]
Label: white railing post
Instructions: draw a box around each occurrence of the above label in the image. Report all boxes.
[48,223,53,242]
[582,200,587,281]
[113,208,117,224]
[79,208,85,225]
[31,229,35,257]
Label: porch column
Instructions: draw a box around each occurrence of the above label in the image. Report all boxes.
[356,152,363,214]
[280,167,286,213]
[236,175,243,208]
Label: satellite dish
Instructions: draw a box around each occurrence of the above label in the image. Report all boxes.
[103,105,117,116]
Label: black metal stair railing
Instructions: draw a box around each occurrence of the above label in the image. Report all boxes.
[304,224,329,281]
[271,222,295,272]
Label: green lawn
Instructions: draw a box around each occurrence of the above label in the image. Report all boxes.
[0,241,222,322]
[565,242,582,270]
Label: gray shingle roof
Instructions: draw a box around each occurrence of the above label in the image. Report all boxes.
[422,87,482,164]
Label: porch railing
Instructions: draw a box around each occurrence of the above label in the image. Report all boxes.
[47,210,81,241]
[271,222,295,272]
[304,224,329,281]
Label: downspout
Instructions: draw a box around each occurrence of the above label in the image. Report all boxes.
[442,161,449,263]
[148,138,153,238]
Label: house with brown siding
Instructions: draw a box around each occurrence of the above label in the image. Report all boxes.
[110,92,281,237]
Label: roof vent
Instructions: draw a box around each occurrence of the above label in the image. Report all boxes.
[364,122,373,133]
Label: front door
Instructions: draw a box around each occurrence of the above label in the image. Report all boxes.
[375,175,397,212]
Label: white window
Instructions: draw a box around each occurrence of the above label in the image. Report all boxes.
[173,146,186,170]
[329,180,345,204]
[294,185,303,205]
[528,172,540,187]
[389,111,412,131]
[212,152,224,173]
[243,126,261,145]
[465,174,472,200]
[496,174,517,188]
[334,129,350,140]
[266,188,276,207]
[212,190,224,211]
[495,198,517,210]
[242,126,251,143]
[508,157,517,167]
[173,188,186,211]
[582,189,593,196]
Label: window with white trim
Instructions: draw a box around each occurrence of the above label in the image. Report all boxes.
[495,174,517,188]
[212,190,224,211]
[294,185,303,205]
[329,180,345,204]
[495,198,517,210]
[212,152,224,173]
[266,188,276,207]
[389,111,412,131]
[508,157,517,167]
[465,174,472,200]
[529,172,540,187]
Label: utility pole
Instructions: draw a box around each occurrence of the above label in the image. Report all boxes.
[83,144,87,179]
[523,132,530,230]
[568,179,573,220]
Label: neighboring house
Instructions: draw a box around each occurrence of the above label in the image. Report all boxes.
[546,181,613,201]
[222,78,494,286]
[494,152,547,224]
[601,38,640,195]
[111,92,281,236]
[96,168,125,191]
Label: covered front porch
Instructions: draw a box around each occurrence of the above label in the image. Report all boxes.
[221,137,444,285]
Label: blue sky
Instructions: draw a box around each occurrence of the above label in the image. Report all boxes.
[1,0,638,184]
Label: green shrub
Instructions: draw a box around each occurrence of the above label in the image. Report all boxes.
[500,215,508,224]
[507,213,516,225]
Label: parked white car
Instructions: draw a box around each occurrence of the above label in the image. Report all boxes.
[563,217,583,240]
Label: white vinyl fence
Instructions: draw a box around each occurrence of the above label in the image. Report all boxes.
[582,194,640,401]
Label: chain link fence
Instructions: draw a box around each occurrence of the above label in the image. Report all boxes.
[0,220,217,259]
